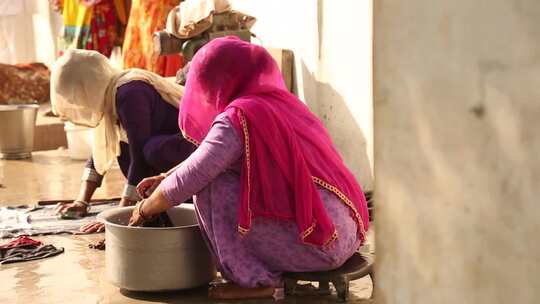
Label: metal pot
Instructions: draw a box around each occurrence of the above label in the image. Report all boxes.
[0,104,39,159]
[97,205,216,291]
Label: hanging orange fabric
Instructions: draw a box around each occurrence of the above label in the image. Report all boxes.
[122,0,184,76]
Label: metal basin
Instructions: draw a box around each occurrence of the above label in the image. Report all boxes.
[97,205,216,291]
[0,104,39,159]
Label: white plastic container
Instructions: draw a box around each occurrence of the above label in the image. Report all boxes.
[64,122,93,160]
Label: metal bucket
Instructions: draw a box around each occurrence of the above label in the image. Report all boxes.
[0,104,39,159]
[97,205,216,291]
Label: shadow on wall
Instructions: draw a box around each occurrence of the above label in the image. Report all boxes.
[300,60,374,189]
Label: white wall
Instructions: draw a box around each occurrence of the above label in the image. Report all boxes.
[0,0,374,188]
[0,0,61,66]
[375,0,540,303]
[231,0,374,189]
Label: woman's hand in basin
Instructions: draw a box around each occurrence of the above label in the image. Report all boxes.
[129,190,173,226]
[128,200,147,226]
[136,173,167,198]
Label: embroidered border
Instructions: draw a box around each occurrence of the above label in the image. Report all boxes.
[300,221,317,240]
[300,222,339,248]
[324,230,339,248]
[238,225,249,235]
[237,111,252,234]
[312,176,367,240]
[180,129,201,146]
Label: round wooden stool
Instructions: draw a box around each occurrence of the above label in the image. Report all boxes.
[283,252,374,302]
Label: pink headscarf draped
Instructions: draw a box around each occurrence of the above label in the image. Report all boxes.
[179,37,369,247]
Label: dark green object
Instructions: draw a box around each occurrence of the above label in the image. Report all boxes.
[181,36,210,61]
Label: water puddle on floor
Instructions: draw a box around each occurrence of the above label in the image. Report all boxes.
[0,234,107,304]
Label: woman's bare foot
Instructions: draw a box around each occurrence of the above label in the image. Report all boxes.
[208,282,275,300]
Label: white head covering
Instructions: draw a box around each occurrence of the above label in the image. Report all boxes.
[51,49,184,174]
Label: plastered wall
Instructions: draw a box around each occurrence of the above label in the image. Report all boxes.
[231,0,374,189]
[374,0,540,303]
[0,0,61,66]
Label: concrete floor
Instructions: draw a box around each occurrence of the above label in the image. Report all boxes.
[0,150,373,304]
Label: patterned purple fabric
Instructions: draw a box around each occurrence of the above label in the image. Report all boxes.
[160,114,361,287]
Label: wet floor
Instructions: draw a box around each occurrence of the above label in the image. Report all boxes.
[0,149,123,204]
[0,150,373,304]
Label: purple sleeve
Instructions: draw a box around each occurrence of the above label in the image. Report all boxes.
[160,114,243,205]
[116,82,156,186]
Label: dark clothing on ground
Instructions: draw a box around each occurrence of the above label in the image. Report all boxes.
[0,236,64,265]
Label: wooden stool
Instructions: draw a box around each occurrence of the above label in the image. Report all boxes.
[283,252,374,302]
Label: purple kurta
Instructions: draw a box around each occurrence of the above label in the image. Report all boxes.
[84,81,195,188]
[160,113,361,287]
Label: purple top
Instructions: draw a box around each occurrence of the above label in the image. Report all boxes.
[160,113,242,205]
[85,81,192,186]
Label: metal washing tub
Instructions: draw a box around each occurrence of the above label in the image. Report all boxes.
[97,205,216,291]
[0,104,39,159]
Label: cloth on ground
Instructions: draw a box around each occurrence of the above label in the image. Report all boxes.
[0,236,64,265]
[0,235,41,249]
[0,200,118,239]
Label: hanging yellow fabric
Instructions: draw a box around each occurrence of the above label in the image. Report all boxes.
[61,0,94,51]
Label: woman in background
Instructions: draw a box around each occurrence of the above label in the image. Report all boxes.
[51,49,194,232]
